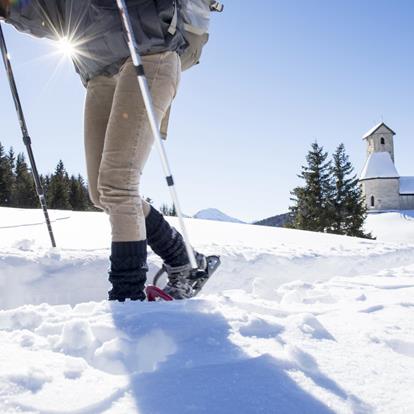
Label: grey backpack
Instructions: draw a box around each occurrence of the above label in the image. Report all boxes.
[161,0,222,138]
[169,0,223,71]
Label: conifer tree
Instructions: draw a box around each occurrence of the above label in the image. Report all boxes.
[288,142,334,232]
[39,174,51,208]
[7,148,15,170]
[0,142,7,204]
[14,153,38,208]
[160,203,170,216]
[48,160,71,210]
[0,142,15,206]
[69,174,88,211]
[85,185,99,211]
[6,147,16,205]
[159,203,177,216]
[331,144,371,238]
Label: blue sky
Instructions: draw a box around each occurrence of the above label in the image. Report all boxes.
[1,0,414,222]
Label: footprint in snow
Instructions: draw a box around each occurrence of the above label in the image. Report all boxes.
[297,314,336,341]
[384,339,414,358]
[7,368,52,393]
[238,318,284,339]
[359,305,384,313]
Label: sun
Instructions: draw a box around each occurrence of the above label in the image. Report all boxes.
[57,37,77,58]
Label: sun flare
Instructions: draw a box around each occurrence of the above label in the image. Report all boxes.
[57,37,77,58]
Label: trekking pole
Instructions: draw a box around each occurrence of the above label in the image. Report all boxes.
[115,0,198,269]
[0,24,56,248]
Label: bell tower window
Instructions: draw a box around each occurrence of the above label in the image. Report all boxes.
[370,196,375,207]
[380,137,385,145]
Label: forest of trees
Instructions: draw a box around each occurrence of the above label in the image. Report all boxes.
[0,141,180,214]
[0,141,95,211]
[288,142,372,239]
[1,140,371,235]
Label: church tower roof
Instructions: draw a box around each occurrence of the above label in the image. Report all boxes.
[362,122,396,140]
[360,152,399,180]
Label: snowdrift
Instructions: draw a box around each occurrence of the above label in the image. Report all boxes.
[0,207,414,413]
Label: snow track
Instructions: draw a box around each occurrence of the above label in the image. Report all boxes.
[1,207,414,413]
[1,242,414,309]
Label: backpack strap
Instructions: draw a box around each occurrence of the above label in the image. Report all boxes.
[168,1,179,35]
[183,22,205,36]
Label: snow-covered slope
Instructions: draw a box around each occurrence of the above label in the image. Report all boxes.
[193,208,244,223]
[365,210,414,243]
[1,207,414,413]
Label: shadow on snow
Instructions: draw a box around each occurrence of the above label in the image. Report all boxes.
[109,300,368,414]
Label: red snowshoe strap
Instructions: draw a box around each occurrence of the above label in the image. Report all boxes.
[146,285,174,302]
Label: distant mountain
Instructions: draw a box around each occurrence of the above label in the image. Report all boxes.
[254,213,291,228]
[193,208,244,224]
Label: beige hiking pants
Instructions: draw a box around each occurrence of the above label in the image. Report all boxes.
[84,52,181,242]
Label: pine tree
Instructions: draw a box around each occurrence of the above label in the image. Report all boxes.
[160,203,170,216]
[6,147,16,206]
[288,142,334,232]
[159,203,177,216]
[85,185,99,211]
[0,142,15,206]
[331,144,372,238]
[48,160,71,210]
[169,204,177,217]
[40,174,51,207]
[69,174,88,211]
[14,153,38,208]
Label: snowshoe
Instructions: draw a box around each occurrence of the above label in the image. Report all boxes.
[149,254,221,300]
[146,285,174,302]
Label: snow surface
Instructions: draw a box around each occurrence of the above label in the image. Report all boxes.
[359,152,399,180]
[365,210,414,244]
[1,207,414,413]
[193,208,244,223]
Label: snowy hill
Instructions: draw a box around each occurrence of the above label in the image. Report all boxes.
[254,212,291,227]
[1,207,414,413]
[193,208,244,223]
[365,210,414,243]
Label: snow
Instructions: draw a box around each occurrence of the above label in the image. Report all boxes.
[359,152,399,180]
[1,207,414,413]
[365,210,414,243]
[193,208,244,223]
[400,177,414,195]
[362,122,395,140]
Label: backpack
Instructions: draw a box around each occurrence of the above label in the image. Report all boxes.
[169,0,223,71]
[160,0,223,139]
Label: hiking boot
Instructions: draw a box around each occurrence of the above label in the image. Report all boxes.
[163,252,207,299]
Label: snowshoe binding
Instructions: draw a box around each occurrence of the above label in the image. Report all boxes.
[149,253,221,300]
[145,285,174,302]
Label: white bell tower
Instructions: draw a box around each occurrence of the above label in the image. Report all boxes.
[362,122,396,162]
[360,122,400,211]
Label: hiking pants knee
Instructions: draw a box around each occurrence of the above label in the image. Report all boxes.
[84,52,181,242]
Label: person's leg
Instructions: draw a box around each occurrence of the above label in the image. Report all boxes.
[84,75,116,210]
[98,52,181,301]
[142,199,188,267]
[142,199,209,299]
